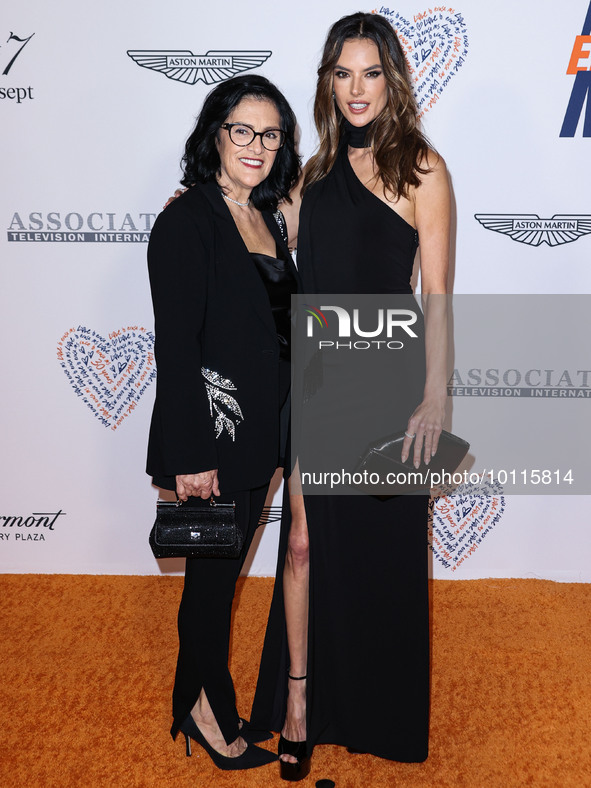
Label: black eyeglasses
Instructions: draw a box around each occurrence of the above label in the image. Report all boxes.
[220,123,286,151]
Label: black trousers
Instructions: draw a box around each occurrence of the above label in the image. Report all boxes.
[170,483,269,745]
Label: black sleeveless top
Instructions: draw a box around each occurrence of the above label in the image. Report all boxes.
[250,245,297,362]
[297,140,419,295]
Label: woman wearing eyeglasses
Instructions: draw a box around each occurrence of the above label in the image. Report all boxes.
[146,74,300,772]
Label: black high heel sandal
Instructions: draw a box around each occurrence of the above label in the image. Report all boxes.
[176,714,277,771]
[279,674,311,782]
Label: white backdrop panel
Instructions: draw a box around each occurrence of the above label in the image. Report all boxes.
[1,0,590,578]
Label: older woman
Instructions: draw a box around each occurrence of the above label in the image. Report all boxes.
[252,13,450,781]
[146,74,300,771]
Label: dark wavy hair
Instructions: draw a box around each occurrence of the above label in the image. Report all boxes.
[181,74,300,211]
[304,12,432,199]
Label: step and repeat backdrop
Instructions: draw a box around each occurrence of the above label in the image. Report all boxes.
[1,0,590,578]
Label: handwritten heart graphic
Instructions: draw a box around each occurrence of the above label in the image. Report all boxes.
[374,6,469,116]
[57,325,156,431]
[429,480,506,571]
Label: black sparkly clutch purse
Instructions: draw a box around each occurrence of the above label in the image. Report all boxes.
[149,497,242,559]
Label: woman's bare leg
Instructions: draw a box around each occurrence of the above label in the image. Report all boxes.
[280,484,310,762]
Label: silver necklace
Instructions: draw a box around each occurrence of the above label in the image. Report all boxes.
[220,190,250,207]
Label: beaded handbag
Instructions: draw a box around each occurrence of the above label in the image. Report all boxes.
[149,497,242,559]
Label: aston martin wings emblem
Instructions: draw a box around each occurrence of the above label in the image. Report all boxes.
[127,49,272,85]
[474,214,591,247]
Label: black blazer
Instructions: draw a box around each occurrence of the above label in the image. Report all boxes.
[146,181,299,492]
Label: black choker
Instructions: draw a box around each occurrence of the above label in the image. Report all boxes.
[343,118,373,148]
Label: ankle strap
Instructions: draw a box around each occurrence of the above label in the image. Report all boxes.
[288,674,307,680]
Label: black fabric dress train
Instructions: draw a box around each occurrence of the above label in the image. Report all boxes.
[251,137,430,762]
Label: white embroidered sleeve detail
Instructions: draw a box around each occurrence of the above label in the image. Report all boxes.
[201,367,244,441]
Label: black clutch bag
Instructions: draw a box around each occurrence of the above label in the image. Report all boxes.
[149,497,242,559]
[353,429,470,496]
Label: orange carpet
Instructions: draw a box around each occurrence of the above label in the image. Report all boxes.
[0,575,589,787]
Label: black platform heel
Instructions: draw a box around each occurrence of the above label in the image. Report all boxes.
[176,714,277,771]
[279,674,311,782]
[279,737,311,782]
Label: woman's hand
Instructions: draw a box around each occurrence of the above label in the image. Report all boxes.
[401,392,446,467]
[163,188,187,210]
[176,470,220,501]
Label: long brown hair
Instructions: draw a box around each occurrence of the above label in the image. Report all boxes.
[304,12,432,199]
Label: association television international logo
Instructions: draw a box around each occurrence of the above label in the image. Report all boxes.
[6,211,157,243]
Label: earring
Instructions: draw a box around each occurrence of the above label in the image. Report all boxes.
[332,90,335,100]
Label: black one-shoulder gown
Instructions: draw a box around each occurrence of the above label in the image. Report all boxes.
[251,141,430,762]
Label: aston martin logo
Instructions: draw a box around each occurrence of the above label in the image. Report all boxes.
[475,214,591,247]
[127,49,272,85]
